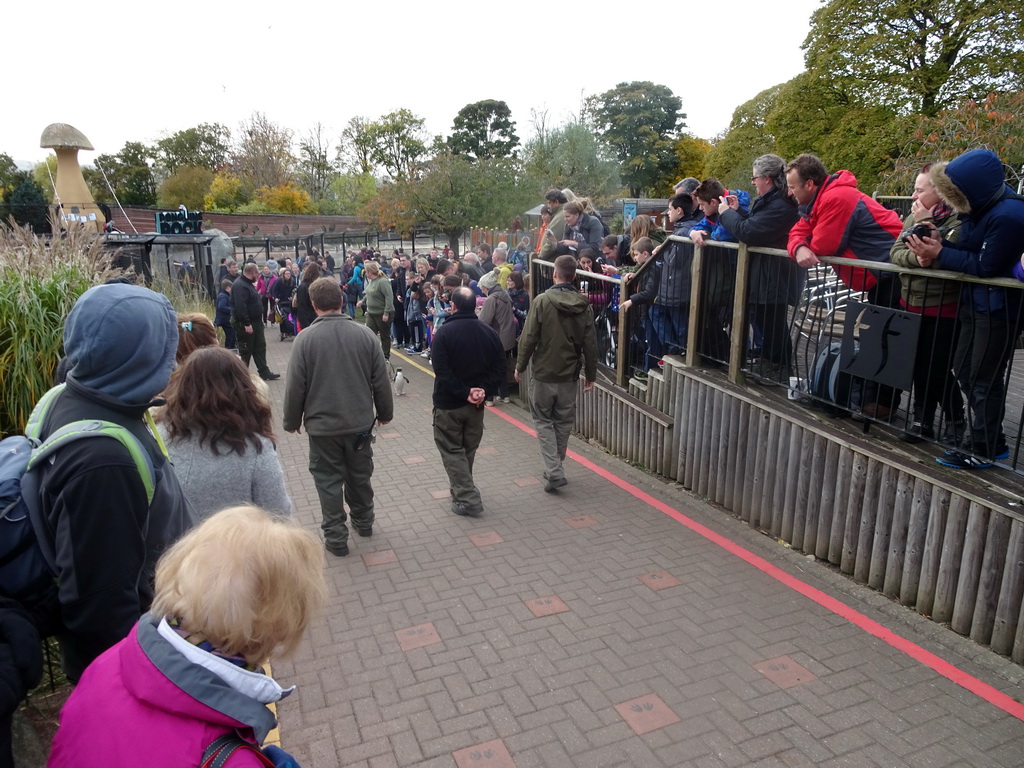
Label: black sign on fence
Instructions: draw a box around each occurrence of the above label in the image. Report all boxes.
[155,208,204,235]
[840,301,921,391]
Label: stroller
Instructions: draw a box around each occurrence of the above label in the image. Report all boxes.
[276,300,296,340]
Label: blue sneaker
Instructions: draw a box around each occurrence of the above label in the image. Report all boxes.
[943,446,1010,460]
[936,451,994,470]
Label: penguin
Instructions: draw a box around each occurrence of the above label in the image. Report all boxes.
[394,367,407,396]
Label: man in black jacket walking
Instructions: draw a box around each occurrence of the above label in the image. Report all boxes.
[430,287,507,517]
[232,262,280,380]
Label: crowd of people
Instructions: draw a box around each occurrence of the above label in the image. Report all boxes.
[534,150,1024,474]
[1,211,606,766]
[3,143,1023,767]
[197,146,1024,478]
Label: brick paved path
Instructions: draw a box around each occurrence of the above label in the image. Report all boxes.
[262,336,1024,767]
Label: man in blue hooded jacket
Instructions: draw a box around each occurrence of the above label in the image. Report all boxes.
[32,284,195,680]
[906,148,1024,469]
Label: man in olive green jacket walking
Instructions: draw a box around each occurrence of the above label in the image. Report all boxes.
[515,255,597,492]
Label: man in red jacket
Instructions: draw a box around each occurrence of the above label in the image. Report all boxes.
[785,154,904,419]
[786,154,902,294]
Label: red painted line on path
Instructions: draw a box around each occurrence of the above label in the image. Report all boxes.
[486,404,1024,722]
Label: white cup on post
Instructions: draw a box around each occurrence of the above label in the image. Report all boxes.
[788,377,802,401]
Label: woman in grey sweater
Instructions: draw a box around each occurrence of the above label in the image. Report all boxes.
[156,347,291,520]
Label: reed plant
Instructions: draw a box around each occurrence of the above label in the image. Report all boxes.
[0,219,116,437]
[149,269,216,318]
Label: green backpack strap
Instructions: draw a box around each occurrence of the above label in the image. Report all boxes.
[24,384,67,442]
[20,415,159,577]
[23,383,161,503]
[27,420,156,504]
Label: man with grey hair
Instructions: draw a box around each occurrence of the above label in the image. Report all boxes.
[491,247,513,285]
[462,252,484,281]
[716,154,803,380]
[674,177,700,196]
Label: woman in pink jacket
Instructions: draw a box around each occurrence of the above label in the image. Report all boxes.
[48,506,326,767]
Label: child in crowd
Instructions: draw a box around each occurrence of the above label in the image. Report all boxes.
[423,280,451,360]
[577,248,608,308]
[507,270,530,337]
[404,275,426,353]
[619,237,663,374]
[214,279,235,349]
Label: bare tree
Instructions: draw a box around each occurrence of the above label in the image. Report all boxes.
[298,123,337,201]
[231,112,296,192]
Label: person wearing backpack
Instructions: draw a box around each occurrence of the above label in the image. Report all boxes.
[30,283,195,682]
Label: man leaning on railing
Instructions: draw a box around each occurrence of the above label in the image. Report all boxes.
[717,154,804,383]
[785,154,904,419]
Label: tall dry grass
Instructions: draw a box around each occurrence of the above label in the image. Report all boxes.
[0,219,117,437]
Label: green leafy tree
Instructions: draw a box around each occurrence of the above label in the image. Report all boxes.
[364,109,429,182]
[86,142,157,206]
[31,156,58,202]
[232,112,296,194]
[336,116,376,175]
[593,81,686,197]
[0,154,23,199]
[327,172,377,215]
[804,0,1024,117]
[157,166,214,210]
[154,123,231,174]
[447,100,520,160]
[522,122,621,202]
[767,73,907,192]
[706,85,784,190]
[361,153,533,250]
[406,152,533,250]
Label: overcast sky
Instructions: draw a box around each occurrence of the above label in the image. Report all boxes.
[5,0,822,168]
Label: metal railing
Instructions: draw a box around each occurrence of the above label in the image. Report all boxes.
[531,241,1024,473]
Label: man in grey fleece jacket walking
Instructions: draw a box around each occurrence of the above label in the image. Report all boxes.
[284,278,394,556]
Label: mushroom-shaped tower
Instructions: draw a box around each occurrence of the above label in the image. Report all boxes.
[40,123,103,232]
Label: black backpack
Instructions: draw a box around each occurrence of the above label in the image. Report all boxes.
[809,341,876,417]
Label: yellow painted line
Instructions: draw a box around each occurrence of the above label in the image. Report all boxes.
[264,661,281,747]
[391,349,435,377]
